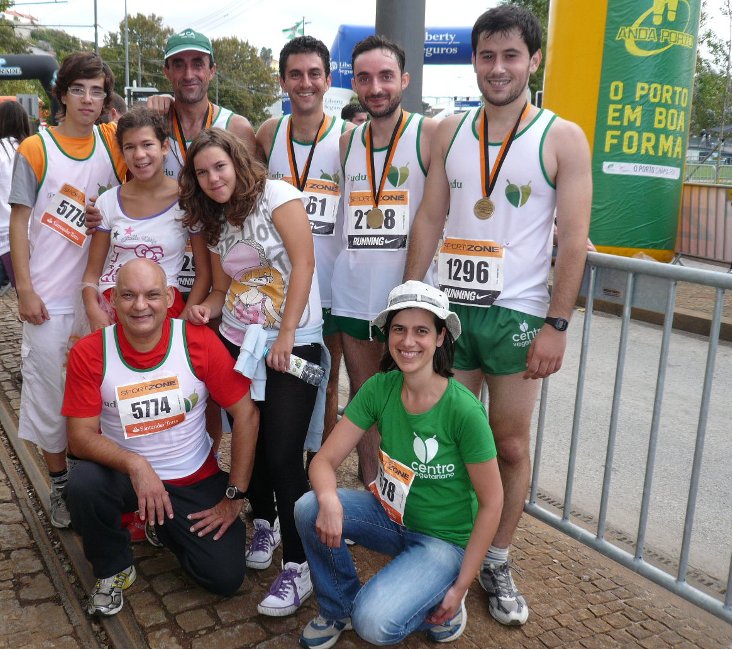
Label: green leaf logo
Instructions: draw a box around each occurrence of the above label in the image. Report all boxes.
[184,390,199,412]
[505,179,531,207]
[387,164,409,187]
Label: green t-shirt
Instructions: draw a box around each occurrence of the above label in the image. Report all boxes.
[345,371,496,548]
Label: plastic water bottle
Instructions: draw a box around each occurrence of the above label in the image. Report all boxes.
[264,347,325,386]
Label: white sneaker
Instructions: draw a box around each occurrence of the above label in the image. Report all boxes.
[246,518,281,569]
[87,565,136,616]
[50,487,71,528]
[257,560,312,616]
[479,559,529,625]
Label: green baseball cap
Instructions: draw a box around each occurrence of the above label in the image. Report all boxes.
[165,28,214,61]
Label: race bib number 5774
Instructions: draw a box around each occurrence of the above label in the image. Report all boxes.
[116,375,186,438]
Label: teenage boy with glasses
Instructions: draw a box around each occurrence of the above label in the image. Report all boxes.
[9,52,127,528]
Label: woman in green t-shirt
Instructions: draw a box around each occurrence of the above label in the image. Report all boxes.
[295,280,503,648]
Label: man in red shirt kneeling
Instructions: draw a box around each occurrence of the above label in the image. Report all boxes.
[63,258,258,616]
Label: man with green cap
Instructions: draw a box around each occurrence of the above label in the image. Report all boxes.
[147,28,258,455]
[157,27,256,178]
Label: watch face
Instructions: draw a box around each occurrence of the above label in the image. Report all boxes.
[547,317,568,331]
[225,486,236,499]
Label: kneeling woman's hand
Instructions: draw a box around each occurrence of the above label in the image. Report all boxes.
[426,585,465,625]
[315,492,344,548]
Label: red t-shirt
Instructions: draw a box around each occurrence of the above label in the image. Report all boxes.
[63,320,250,484]
[63,319,250,417]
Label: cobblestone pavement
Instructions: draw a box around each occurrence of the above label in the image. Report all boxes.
[0,289,730,648]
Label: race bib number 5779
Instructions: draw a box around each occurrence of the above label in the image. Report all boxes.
[40,183,87,247]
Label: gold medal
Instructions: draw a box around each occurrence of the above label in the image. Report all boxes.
[473,197,495,220]
[367,207,385,229]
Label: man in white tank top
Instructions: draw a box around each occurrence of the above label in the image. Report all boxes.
[257,36,354,458]
[405,6,592,627]
[63,259,258,616]
[9,53,126,531]
[333,35,438,486]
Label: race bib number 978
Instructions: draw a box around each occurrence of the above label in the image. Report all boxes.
[368,449,415,525]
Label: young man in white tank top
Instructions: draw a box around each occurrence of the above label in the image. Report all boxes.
[405,6,592,627]
[9,52,126,530]
[332,35,438,487]
[257,36,353,476]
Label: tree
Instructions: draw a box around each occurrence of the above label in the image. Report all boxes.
[690,0,732,137]
[260,47,273,69]
[101,14,173,96]
[0,15,29,54]
[31,27,91,62]
[0,17,44,107]
[211,36,279,126]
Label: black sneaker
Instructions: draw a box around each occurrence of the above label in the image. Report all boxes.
[145,521,164,548]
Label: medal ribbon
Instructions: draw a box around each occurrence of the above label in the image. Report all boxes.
[286,114,329,192]
[172,102,213,162]
[478,102,530,199]
[366,110,409,210]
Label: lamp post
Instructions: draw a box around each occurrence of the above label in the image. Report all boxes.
[124,0,130,89]
[93,0,98,54]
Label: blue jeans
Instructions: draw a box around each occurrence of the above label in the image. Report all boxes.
[294,489,465,645]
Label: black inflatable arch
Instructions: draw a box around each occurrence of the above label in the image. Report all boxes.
[0,54,59,123]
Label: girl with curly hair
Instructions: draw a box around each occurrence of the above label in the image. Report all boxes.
[180,128,323,617]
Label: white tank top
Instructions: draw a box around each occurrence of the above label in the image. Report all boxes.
[332,112,429,321]
[28,127,121,314]
[100,320,211,480]
[164,105,233,179]
[442,107,557,317]
[96,186,191,291]
[267,114,345,308]
[0,137,19,255]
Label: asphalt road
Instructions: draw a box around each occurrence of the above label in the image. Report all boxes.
[528,307,732,586]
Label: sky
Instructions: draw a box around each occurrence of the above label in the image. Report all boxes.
[11,0,732,103]
[17,0,497,101]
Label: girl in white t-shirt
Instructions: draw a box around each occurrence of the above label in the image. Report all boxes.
[179,128,322,619]
[82,106,210,330]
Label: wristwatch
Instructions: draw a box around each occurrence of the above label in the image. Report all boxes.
[544,316,569,332]
[225,485,248,500]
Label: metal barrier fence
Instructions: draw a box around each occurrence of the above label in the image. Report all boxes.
[684,163,732,185]
[525,251,732,623]
[677,183,732,266]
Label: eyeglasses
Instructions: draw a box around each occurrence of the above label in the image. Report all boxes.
[66,85,107,100]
